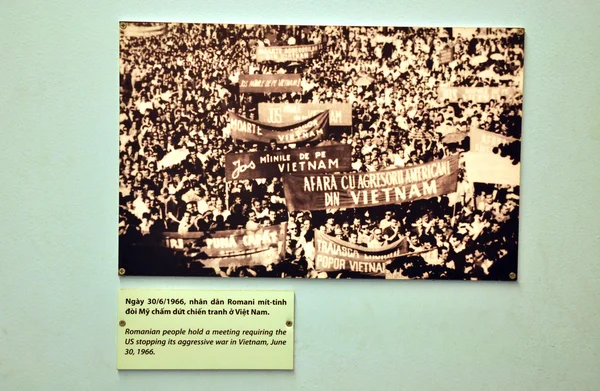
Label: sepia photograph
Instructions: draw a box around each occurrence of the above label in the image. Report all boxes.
[118,22,524,280]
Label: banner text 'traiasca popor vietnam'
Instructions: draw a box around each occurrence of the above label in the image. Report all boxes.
[313,230,408,276]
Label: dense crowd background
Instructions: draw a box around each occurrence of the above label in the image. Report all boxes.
[119,23,523,280]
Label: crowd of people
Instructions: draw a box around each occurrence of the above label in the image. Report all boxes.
[119,23,523,280]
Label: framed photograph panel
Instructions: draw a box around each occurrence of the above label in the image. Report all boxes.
[119,23,523,280]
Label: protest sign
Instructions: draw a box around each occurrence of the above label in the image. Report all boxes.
[228,111,329,144]
[437,87,518,103]
[313,230,408,276]
[282,155,460,211]
[225,143,352,181]
[256,44,322,62]
[439,45,454,64]
[470,128,518,153]
[464,128,520,185]
[239,74,302,93]
[258,103,353,126]
[163,224,286,268]
[462,152,520,186]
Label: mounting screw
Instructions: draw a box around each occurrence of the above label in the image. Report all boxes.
[118,268,126,276]
[119,320,126,327]
[509,272,517,280]
[119,22,127,30]
[285,320,293,327]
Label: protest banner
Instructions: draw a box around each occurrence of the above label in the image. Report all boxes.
[258,103,353,126]
[239,74,302,93]
[470,128,518,153]
[228,110,329,144]
[162,224,286,268]
[121,23,167,37]
[313,230,408,276]
[437,87,518,103]
[282,155,460,211]
[256,44,322,62]
[225,143,352,181]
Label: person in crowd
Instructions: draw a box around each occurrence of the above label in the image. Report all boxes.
[368,228,386,248]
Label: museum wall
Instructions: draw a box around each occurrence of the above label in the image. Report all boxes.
[1,0,599,390]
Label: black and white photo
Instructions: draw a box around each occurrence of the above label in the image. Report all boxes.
[119,22,524,280]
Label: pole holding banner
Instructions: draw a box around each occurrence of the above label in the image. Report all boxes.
[225,180,230,209]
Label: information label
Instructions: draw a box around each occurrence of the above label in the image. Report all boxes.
[117,289,295,370]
